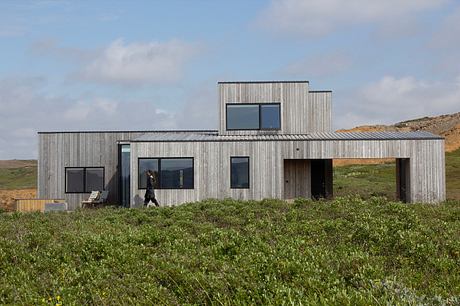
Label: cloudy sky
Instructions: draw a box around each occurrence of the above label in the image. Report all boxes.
[1,0,460,159]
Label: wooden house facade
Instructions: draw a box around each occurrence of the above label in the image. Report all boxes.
[38,81,445,210]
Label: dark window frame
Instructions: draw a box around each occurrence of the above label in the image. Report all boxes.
[138,157,194,190]
[65,167,105,194]
[226,103,281,131]
[230,156,250,189]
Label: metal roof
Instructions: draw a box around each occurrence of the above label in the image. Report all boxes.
[217,80,309,84]
[132,130,443,142]
[37,129,216,135]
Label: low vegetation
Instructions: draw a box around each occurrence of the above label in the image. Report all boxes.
[1,197,459,304]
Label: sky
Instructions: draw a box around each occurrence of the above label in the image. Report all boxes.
[1,0,460,159]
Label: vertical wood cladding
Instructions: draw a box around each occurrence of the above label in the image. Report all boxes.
[129,138,445,207]
[38,132,146,210]
[39,133,445,209]
[218,82,331,135]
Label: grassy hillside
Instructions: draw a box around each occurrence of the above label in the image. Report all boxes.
[446,148,460,199]
[0,160,36,190]
[334,162,396,200]
[1,198,459,304]
[334,148,460,200]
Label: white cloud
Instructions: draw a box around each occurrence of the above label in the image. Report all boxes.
[30,38,203,86]
[0,77,184,159]
[257,0,447,37]
[80,39,202,85]
[334,75,460,129]
[281,52,352,77]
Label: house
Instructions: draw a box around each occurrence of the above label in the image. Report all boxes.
[38,81,445,210]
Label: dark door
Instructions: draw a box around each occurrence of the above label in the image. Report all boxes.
[284,159,309,199]
[311,159,333,200]
[396,158,410,203]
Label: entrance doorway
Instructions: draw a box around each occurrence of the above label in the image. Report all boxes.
[311,159,333,200]
[283,159,333,200]
[284,159,309,199]
[396,158,410,203]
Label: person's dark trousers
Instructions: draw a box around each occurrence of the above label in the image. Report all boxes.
[144,190,160,207]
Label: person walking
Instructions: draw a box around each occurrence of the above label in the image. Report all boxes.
[144,170,160,207]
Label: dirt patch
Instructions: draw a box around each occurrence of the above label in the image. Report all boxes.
[0,189,36,211]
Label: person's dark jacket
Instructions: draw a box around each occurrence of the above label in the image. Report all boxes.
[146,175,155,195]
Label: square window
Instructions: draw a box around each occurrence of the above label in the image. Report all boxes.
[261,104,281,129]
[66,168,84,193]
[85,168,104,192]
[161,159,194,189]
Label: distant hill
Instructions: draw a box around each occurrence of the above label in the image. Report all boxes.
[0,160,37,210]
[0,160,37,169]
[337,112,460,152]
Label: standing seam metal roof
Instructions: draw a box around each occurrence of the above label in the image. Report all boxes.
[132,131,443,142]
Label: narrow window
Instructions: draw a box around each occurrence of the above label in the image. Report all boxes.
[119,144,131,207]
[138,158,194,189]
[231,157,250,188]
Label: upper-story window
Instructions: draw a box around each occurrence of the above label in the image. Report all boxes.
[226,103,281,130]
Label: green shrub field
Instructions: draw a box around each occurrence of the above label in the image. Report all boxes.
[1,197,459,305]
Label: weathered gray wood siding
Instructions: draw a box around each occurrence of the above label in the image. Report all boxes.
[131,138,445,206]
[218,82,332,135]
[38,132,146,210]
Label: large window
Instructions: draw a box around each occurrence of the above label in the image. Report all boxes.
[226,103,281,130]
[231,157,250,189]
[65,167,104,193]
[138,158,194,189]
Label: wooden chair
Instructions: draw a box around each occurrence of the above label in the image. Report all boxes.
[81,191,100,208]
[97,190,109,205]
[81,190,109,208]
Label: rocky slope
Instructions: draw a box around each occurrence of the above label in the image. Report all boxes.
[335,112,460,165]
[337,112,460,152]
